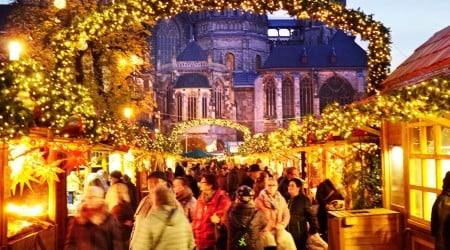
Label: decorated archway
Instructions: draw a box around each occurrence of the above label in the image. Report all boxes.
[49,0,390,121]
[170,118,251,142]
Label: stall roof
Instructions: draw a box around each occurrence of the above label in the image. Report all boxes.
[382,25,450,90]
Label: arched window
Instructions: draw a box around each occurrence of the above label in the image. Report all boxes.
[282,77,294,118]
[187,95,197,120]
[176,93,183,122]
[202,96,208,118]
[319,74,355,112]
[156,20,180,65]
[264,77,276,118]
[213,86,223,118]
[225,53,235,71]
[255,55,262,71]
[300,76,313,116]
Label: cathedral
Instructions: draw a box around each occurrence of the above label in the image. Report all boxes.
[147,6,367,147]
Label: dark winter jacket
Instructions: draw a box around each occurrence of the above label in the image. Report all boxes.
[287,193,318,250]
[223,202,266,250]
[431,190,450,250]
[65,203,124,250]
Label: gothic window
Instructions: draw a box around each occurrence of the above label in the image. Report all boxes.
[255,55,262,71]
[282,77,294,118]
[188,96,197,120]
[319,74,355,112]
[213,87,223,118]
[225,53,235,71]
[156,20,180,65]
[176,93,183,122]
[202,96,208,118]
[264,77,276,118]
[300,76,313,116]
[165,88,173,118]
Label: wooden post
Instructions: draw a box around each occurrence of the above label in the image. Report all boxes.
[0,142,8,249]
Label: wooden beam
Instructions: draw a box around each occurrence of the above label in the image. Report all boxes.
[417,114,450,128]
[359,125,381,136]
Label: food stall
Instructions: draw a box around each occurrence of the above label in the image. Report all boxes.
[0,129,90,250]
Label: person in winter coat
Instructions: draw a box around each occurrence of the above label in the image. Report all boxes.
[315,178,344,241]
[255,177,293,250]
[286,178,319,250]
[65,186,124,250]
[129,185,195,250]
[223,185,267,250]
[431,171,450,250]
[172,176,197,222]
[192,172,231,250]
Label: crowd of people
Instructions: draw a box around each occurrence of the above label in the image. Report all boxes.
[64,162,342,250]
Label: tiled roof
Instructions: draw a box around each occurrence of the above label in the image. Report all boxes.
[233,71,258,87]
[262,30,367,69]
[382,25,450,90]
[173,73,210,88]
[176,40,208,61]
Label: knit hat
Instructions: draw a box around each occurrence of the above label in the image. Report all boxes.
[236,185,254,203]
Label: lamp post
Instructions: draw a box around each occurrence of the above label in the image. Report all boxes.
[124,107,132,123]
[8,41,22,61]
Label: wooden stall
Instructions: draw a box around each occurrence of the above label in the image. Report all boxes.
[327,208,402,250]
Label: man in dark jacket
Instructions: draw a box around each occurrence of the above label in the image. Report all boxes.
[223,185,266,250]
[431,171,450,250]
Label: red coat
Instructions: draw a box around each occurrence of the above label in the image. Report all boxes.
[192,189,231,249]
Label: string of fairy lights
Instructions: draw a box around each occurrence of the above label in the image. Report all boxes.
[0,0,448,157]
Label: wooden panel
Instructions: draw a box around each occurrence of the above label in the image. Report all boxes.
[8,227,55,250]
[328,209,402,250]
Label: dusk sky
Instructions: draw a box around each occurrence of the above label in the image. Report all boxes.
[1,0,449,71]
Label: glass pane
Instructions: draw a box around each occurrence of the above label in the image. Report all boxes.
[410,189,423,218]
[424,159,436,188]
[442,160,450,178]
[390,146,404,206]
[424,192,436,221]
[442,127,450,154]
[410,158,422,186]
[426,126,435,153]
[410,127,420,153]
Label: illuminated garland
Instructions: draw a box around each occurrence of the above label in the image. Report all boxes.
[240,77,450,155]
[170,118,251,142]
[1,0,390,143]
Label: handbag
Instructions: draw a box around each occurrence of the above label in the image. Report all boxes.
[275,229,296,250]
[306,233,328,250]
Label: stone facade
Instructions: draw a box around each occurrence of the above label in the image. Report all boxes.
[147,7,367,144]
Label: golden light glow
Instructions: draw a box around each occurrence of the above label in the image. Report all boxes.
[7,203,45,217]
[54,0,66,9]
[8,41,22,61]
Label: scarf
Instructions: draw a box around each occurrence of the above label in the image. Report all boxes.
[259,189,283,210]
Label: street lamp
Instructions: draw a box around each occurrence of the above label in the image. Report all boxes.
[124,107,132,121]
[8,41,22,61]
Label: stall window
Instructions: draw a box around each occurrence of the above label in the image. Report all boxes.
[408,123,450,224]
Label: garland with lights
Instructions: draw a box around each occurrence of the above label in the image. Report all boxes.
[1,0,390,141]
[239,77,450,155]
[170,118,251,142]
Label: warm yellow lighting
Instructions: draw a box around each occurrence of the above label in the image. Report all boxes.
[391,145,403,166]
[8,41,22,61]
[7,203,44,217]
[131,55,143,66]
[54,0,66,9]
[124,107,132,119]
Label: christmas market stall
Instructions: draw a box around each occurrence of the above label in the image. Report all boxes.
[0,129,90,250]
[378,25,450,250]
